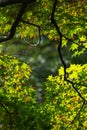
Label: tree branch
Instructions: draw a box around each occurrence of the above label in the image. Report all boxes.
[0,3,27,43]
[51,0,67,80]
[0,0,36,7]
[0,102,12,130]
[51,0,87,102]
[66,101,85,129]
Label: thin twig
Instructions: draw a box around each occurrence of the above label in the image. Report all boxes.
[21,19,41,45]
[66,101,85,129]
[67,79,87,102]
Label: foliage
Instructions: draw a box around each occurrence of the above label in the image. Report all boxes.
[0,55,37,129]
[0,0,87,130]
[0,0,87,55]
[45,64,87,130]
[0,40,59,89]
[1,55,87,130]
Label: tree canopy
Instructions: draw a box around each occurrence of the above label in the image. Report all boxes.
[0,0,87,129]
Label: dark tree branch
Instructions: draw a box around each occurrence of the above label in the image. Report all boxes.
[51,0,62,36]
[51,0,87,102]
[0,102,10,114]
[0,3,27,43]
[50,0,80,47]
[0,0,36,7]
[51,0,67,80]
[67,80,87,102]
[0,102,12,130]
[51,1,87,129]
